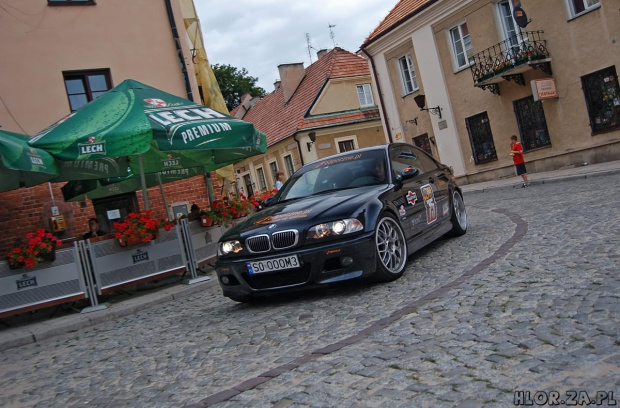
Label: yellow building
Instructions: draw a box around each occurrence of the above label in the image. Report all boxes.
[361,0,619,183]
[229,48,387,196]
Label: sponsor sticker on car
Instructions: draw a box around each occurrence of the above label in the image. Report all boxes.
[246,255,300,274]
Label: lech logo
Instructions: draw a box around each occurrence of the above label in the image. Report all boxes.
[16,274,37,290]
[162,154,180,168]
[78,138,106,156]
[132,249,149,264]
[28,153,45,167]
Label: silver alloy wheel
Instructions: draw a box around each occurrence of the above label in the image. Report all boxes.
[453,191,467,230]
[375,217,406,274]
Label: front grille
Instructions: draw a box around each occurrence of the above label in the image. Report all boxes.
[246,235,270,253]
[272,230,298,249]
[243,266,310,289]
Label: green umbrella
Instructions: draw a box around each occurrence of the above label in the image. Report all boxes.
[29,79,266,208]
[0,130,129,192]
[0,129,59,192]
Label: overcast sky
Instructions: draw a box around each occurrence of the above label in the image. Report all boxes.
[195,0,395,92]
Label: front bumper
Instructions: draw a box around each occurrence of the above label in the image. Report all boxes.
[215,232,376,298]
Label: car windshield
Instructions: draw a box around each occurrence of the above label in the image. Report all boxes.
[277,150,388,202]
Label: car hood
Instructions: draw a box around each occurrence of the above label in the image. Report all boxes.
[222,186,387,240]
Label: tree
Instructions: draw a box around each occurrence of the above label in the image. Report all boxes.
[212,64,267,112]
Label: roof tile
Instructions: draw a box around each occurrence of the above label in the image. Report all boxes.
[363,0,435,47]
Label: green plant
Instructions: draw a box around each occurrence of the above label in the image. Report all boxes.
[6,229,60,268]
[113,210,173,245]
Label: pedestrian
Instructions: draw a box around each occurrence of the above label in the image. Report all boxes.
[275,171,286,190]
[510,135,530,188]
[83,217,106,240]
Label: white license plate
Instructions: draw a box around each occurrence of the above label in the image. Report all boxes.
[246,255,300,275]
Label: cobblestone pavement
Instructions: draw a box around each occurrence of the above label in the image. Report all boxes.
[0,175,618,407]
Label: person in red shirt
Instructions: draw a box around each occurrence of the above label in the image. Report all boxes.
[510,135,530,188]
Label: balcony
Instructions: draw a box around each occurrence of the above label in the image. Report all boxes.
[469,31,552,95]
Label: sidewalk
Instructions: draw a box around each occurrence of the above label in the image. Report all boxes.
[460,159,620,193]
[1,159,620,351]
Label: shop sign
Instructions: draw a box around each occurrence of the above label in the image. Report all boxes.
[532,78,558,101]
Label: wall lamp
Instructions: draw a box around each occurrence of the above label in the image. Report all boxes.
[307,131,316,152]
[413,94,442,119]
[405,118,418,126]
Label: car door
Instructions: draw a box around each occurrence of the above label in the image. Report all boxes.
[411,146,452,227]
[388,145,430,239]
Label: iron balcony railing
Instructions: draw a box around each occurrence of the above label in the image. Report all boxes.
[470,30,550,85]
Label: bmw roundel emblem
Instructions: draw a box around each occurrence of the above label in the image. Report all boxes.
[268,224,277,230]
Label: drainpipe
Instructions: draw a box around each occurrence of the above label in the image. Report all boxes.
[165,0,193,101]
[360,47,393,143]
[293,133,305,166]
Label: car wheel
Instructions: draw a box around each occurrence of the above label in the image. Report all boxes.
[447,190,467,237]
[372,213,407,282]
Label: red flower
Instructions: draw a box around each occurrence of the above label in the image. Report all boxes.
[6,230,59,268]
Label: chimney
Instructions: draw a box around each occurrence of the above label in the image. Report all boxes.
[277,62,305,104]
[317,49,330,60]
[274,80,281,91]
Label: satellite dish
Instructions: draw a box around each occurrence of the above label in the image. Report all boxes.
[513,7,530,28]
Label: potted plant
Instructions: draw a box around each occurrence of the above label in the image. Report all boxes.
[113,210,174,247]
[228,193,252,219]
[250,189,278,211]
[199,209,214,227]
[6,229,61,269]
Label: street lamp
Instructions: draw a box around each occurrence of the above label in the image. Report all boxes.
[413,94,442,119]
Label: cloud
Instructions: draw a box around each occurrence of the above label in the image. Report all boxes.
[196,0,393,91]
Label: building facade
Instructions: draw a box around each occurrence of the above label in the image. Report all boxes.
[361,0,619,183]
[230,48,387,196]
[0,0,221,254]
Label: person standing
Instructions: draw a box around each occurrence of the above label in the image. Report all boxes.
[275,171,285,190]
[510,135,530,188]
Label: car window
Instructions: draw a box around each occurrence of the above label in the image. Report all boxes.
[390,145,438,177]
[278,150,387,201]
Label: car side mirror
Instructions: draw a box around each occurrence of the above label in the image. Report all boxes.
[264,197,273,207]
[401,167,419,180]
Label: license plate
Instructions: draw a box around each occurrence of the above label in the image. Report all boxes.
[246,255,300,275]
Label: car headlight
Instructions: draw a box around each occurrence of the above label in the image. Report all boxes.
[307,218,363,240]
[219,240,243,256]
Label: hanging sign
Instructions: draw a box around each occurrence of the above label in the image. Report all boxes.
[531,78,558,101]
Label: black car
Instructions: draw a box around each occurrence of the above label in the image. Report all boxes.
[215,143,467,302]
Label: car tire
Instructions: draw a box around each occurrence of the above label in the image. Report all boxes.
[372,213,408,282]
[446,189,467,237]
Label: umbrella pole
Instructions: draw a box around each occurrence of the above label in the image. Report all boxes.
[138,154,149,210]
[157,172,171,220]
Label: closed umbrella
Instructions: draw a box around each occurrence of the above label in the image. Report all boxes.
[29,79,266,208]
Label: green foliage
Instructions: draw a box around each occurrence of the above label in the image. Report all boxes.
[212,64,267,112]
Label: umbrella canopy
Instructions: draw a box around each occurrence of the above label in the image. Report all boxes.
[29,79,266,174]
[0,129,59,192]
[0,130,130,192]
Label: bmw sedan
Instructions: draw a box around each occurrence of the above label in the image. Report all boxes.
[215,143,467,302]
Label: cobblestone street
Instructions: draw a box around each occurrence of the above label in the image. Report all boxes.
[0,174,618,407]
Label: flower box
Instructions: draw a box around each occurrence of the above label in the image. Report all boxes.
[114,211,173,246]
[6,229,60,269]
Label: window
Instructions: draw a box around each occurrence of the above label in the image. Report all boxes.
[413,134,432,156]
[465,112,498,164]
[581,66,620,134]
[63,70,111,111]
[256,167,267,190]
[449,22,472,69]
[269,161,278,184]
[390,145,438,177]
[337,140,355,152]
[514,96,551,150]
[397,54,418,95]
[48,0,96,5]
[497,1,522,51]
[356,84,374,107]
[283,154,295,177]
[567,0,600,18]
